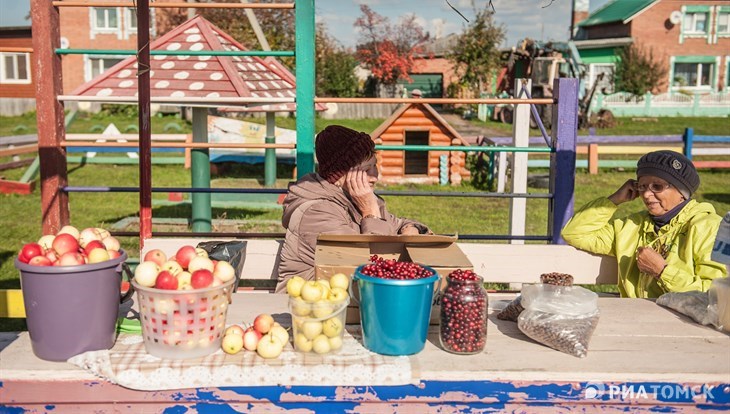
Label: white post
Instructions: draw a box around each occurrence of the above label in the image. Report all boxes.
[509,79,530,246]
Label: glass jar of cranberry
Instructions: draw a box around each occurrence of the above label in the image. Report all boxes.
[439,269,488,355]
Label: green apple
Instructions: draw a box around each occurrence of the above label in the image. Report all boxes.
[329,273,349,291]
[322,316,343,338]
[286,275,306,297]
[312,334,331,354]
[300,320,323,340]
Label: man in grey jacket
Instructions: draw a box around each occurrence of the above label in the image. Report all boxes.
[275,125,430,292]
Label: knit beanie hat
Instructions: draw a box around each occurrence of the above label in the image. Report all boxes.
[315,125,375,184]
[636,150,700,198]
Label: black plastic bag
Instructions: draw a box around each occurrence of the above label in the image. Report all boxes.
[196,241,247,292]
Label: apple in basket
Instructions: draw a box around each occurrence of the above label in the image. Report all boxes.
[17,226,122,267]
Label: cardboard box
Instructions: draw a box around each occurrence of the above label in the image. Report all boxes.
[314,234,473,324]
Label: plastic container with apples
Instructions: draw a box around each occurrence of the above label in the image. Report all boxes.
[286,274,351,354]
[131,245,238,359]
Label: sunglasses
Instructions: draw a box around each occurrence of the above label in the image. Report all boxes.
[633,181,672,194]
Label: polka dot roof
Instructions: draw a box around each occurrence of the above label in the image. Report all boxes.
[69,16,305,112]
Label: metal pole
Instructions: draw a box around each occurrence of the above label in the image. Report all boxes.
[137,0,153,246]
[191,107,212,232]
[265,112,276,186]
[683,128,694,160]
[31,0,69,235]
[549,78,579,244]
[295,0,315,178]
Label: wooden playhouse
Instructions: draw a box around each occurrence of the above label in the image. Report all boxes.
[370,98,471,185]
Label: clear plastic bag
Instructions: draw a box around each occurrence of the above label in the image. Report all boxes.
[517,284,600,358]
[497,273,574,322]
[659,278,730,332]
[710,277,730,332]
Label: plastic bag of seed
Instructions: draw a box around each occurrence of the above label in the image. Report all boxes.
[497,272,574,322]
[517,284,599,358]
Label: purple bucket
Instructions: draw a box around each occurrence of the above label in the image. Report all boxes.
[14,250,133,361]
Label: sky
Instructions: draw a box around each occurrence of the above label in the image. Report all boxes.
[1,0,612,47]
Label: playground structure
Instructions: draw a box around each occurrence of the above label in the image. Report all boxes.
[27,0,574,249]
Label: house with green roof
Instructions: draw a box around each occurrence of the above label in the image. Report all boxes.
[573,0,729,94]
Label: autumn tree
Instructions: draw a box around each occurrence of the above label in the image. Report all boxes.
[316,23,359,97]
[354,5,429,89]
[448,7,505,95]
[613,43,667,98]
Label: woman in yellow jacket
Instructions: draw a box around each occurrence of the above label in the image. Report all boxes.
[561,150,727,298]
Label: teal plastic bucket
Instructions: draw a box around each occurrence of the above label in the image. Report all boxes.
[353,265,439,355]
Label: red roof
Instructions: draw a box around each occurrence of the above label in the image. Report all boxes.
[70,15,317,112]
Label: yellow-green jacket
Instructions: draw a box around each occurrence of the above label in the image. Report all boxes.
[561,198,727,298]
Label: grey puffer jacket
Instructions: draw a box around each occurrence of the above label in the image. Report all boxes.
[275,173,429,292]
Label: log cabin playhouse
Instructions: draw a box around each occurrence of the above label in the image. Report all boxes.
[370,91,471,185]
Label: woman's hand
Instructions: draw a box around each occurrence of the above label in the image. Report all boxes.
[608,179,639,205]
[344,168,381,218]
[637,246,667,278]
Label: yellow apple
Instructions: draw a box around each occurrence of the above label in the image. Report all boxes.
[322,316,343,338]
[290,297,311,317]
[300,320,323,340]
[328,287,348,303]
[329,273,349,291]
[294,333,313,352]
[312,334,331,354]
[312,300,334,319]
[221,333,244,354]
[286,275,306,297]
[270,325,290,345]
[328,335,343,351]
[300,281,324,303]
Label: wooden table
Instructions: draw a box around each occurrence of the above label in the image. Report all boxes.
[1,293,729,412]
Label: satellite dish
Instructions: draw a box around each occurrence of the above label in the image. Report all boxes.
[669,11,682,25]
[60,37,70,49]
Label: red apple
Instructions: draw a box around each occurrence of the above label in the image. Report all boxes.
[57,251,85,266]
[155,271,179,290]
[253,314,275,335]
[108,250,121,260]
[101,236,120,252]
[19,243,44,263]
[84,240,105,255]
[190,269,214,289]
[45,250,59,263]
[28,255,53,266]
[176,245,197,269]
[52,233,80,256]
[243,327,262,351]
[213,261,236,283]
[144,249,167,267]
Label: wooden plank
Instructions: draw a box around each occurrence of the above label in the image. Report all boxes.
[693,160,730,169]
[588,143,598,175]
[692,148,730,156]
[0,158,34,172]
[65,133,188,141]
[510,79,530,245]
[0,179,35,195]
[0,144,38,160]
[596,146,683,155]
[0,289,25,318]
[550,78,578,245]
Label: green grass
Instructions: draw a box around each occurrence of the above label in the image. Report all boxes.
[471,116,730,136]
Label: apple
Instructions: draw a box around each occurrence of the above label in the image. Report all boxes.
[300,320,323,340]
[253,314,274,335]
[300,281,324,303]
[286,276,306,297]
[45,250,58,263]
[294,333,313,352]
[225,325,245,337]
[243,327,262,351]
[329,273,350,291]
[316,280,331,300]
[312,334,331,354]
[312,300,334,319]
[270,325,290,345]
[58,225,80,240]
[188,256,214,273]
[190,269,214,289]
[195,247,209,258]
[290,297,311,317]
[52,233,79,256]
[19,243,44,263]
[144,249,167,267]
[256,333,284,359]
[213,261,235,283]
[37,235,55,251]
[322,316,343,338]
[28,255,53,266]
[155,271,178,290]
[101,236,120,252]
[177,271,192,288]
[328,335,343,351]
[134,261,160,287]
[221,333,244,354]
[87,247,111,264]
[57,251,85,266]
[175,245,197,269]
[211,277,223,287]
[161,260,184,277]
[83,240,105,255]
[328,287,348,303]
[78,228,102,248]
[155,299,175,315]
[108,250,121,260]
